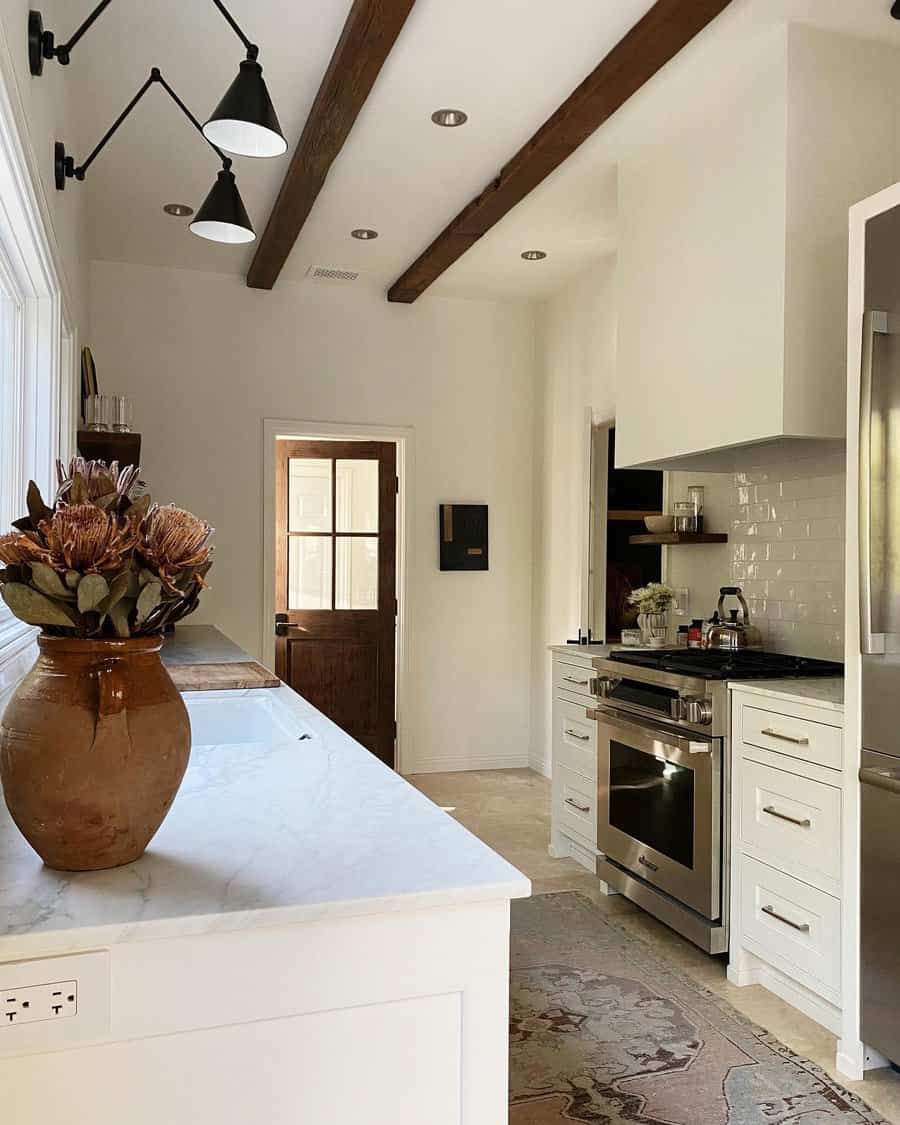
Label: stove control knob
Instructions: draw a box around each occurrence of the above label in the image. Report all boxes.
[685,697,713,726]
[670,697,688,721]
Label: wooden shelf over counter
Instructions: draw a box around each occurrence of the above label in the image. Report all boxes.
[77,430,141,468]
[628,531,729,545]
[607,509,663,522]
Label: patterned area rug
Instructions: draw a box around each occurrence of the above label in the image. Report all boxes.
[510,893,886,1124]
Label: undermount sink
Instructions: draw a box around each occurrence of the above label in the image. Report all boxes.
[185,692,310,747]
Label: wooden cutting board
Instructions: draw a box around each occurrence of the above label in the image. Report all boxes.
[167,661,280,692]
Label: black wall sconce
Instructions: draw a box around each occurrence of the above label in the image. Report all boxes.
[30,0,287,245]
[29,2,285,158]
[55,68,255,245]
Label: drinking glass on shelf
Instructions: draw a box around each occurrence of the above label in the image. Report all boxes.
[673,501,697,533]
[111,395,133,433]
[84,394,107,431]
[687,484,705,532]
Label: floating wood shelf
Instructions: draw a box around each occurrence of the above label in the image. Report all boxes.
[629,532,729,546]
[607,509,663,522]
[77,430,142,468]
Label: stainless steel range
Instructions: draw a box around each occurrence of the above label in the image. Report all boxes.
[587,648,843,954]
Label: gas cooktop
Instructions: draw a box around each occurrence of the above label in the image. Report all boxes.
[609,648,843,681]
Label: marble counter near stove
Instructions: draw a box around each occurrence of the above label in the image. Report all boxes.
[727,676,844,714]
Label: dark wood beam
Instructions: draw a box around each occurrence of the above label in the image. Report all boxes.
[247,0,417,290]
[388,0,733,303]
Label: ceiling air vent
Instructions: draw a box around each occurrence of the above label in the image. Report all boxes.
[306,266,360,283]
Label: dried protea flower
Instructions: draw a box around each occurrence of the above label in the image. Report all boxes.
[56,457,142,508]
[140,505,213,582]
[39,504,137,573]
[0,531,47,566]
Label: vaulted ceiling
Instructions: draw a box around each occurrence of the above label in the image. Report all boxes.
[58,0,900,301]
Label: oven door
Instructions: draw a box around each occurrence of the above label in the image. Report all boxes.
[593,707,721,919]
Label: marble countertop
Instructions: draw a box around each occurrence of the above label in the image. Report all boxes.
[161,624,250,666]
[549,643,615,657]
[728,677,844,712]
[0,685,530,959]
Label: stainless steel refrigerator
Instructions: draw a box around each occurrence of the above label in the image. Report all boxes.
[860,307,900,1065]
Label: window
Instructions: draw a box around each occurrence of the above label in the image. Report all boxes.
[0,71,75,675]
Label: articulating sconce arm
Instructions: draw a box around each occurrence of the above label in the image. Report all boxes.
[55,68,230,190]
[31,0,259,76]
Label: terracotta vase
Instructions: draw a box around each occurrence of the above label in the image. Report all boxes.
[0,634,190,871]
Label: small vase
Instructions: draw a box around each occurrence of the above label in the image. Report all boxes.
[646,612,668,648]
[0,634,190,871]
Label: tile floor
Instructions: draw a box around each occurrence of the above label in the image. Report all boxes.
[409,767,900,1124]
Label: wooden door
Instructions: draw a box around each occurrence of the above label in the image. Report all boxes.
[275,440,397,766]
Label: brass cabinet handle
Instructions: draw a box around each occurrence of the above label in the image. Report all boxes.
[760,727,809,746]
[762,904,810,933]
[565,728,590,741]
[763,805,812,828]
[564,797,590,813]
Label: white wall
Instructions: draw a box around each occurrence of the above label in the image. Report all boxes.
[88,261,536,775]
[530,257,617,774]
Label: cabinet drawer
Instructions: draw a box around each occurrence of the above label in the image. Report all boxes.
[553,660,597,701]
[554,700,597,780]
[740,759,841,891]
[739,856,840,998]
[741,705,842,771]
[556,766,597,845]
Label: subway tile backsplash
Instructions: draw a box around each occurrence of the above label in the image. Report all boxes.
[727,447,845,660]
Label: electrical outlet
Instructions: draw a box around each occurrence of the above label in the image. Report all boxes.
[0,951,108,1057]
[2,979,77,1026]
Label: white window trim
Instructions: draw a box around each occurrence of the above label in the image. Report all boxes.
[0,43,76,673]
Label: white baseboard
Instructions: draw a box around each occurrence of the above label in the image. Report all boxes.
[403,753,531,775]
[728,951,840,1036]
[835,1039,892,1082]
[529,753,551,779]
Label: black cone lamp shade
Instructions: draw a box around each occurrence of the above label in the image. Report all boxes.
[203,58,287,158]
[189,166,255,244]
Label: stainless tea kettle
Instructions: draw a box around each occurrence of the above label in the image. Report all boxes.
[705,586,763,650]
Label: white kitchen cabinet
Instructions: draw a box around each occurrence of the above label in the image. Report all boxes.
[729,686,845,1036]
[549,649,602,872]
[615,26,898,470]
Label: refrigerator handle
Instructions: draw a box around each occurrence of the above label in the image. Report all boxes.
[860,311,886,655]
[859,766,900,795]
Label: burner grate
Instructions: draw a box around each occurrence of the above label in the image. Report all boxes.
[610,648,843,680]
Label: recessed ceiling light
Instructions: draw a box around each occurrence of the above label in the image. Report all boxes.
[351,228,379,240]
[521,250,547,261]
[431,108,468,128]
[163,203,194,218]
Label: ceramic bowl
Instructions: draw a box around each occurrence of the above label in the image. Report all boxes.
[644,515,675,533]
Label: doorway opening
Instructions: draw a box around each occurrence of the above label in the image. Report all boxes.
[263,422,411,771]
[589,424,664,643]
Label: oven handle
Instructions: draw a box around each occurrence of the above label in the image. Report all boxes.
[586,705,714,755]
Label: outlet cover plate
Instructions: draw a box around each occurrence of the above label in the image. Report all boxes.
[0,950,109,1057]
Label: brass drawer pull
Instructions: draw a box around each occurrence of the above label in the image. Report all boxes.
[762,904,810,933]
[565,729,590,741]
[760,727,809,746]
[562,675,591,686]
[763,805,811,828]
[564,797,590,814]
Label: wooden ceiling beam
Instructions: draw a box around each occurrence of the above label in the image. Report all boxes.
[388,0,733,303]
[247,0,417,291]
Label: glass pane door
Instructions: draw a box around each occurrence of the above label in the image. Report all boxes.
[286,456,381,612]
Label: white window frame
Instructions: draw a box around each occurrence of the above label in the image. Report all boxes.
[0,57,76,674]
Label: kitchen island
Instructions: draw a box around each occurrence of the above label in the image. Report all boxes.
[0,667,529,1123]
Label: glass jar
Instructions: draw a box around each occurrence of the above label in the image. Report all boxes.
[673,501,697,533]
[687,484,705,532]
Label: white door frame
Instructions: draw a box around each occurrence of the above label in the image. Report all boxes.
[261,419,414,773]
